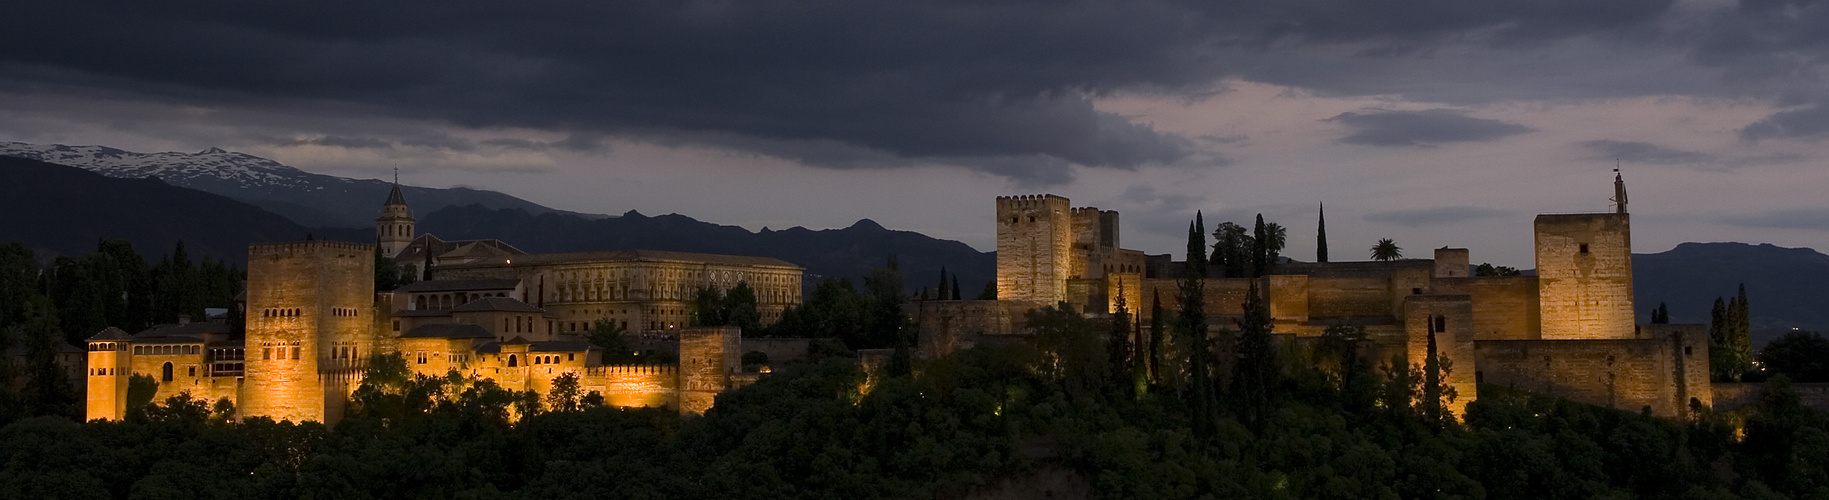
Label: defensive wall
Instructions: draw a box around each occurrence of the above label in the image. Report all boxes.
[1473,324,1710,417]
[997,195,1072,305]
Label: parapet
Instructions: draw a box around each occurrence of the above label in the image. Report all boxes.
[249,240,375,257]
[996,194,1071,210]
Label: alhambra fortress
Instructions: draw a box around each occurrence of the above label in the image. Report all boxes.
[83,174,1712,422]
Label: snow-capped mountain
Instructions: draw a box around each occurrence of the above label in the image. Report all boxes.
[0,142,326,192]
[0,141,591,228]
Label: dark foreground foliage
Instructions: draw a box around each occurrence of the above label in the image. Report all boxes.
[1,342,1826,499]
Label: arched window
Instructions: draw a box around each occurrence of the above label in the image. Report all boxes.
[508,355,518,367]
[161,362,173,382]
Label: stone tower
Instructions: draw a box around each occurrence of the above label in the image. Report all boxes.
[996,195,1072,305]
[239,241,376,423]
[1535,174,1634,340]
[376,183,415,259]
[84,327,134,421]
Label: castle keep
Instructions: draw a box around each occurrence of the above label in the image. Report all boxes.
[927,173,1712,417]
[85,183,800,422]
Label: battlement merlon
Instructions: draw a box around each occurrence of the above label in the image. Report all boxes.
[995,194,1071,210]
[248,241,376,256]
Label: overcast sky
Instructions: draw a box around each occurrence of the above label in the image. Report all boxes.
[4,0,1829,267]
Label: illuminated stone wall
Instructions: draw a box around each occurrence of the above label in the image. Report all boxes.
[1536,213,1635,340]
[996,195,1072,305]
[1403,295,1478,418]
[437,256,802,333]
[584,365,678,409]
[84,340,129,421]
[1433,248,1470,278]
[1431,276,1542,340]
[678,326,740,414]
[240,241,375,424]
[1474,325,1709,417]
[917,300,1037,357]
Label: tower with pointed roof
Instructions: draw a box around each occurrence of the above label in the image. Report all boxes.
[377,176,415,259]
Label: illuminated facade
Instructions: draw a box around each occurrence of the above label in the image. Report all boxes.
[84,187,793,423]
[926,173,1712,418]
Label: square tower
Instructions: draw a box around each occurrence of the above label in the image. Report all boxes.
[1535,213,1634,340]
[996,195,1072,305]
[240,241,376,423]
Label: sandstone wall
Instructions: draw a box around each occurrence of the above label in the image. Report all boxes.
[917,300,1034,357]
[1404,295,1478,418]
[996,195,1072,304]
[1431,276,1542,341]
[1474,326,1709,417]
[1536,213,1635,340]
[1712,382,1829,412]
[679,327,740,414]
[241,241,374,423]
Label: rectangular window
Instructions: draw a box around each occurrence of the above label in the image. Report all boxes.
[1433,315,1446,333]
[291,347,300,360]
[1579,243,1590,254]
[263,348,271,360]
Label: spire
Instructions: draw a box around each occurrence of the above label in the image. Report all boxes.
[385,182,408,207]
[1612,166,1628,214]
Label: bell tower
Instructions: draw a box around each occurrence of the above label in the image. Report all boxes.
[376,172,415,259]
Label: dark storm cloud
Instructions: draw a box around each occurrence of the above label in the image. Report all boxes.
[0,0,1686,182]
[1578,140,1711,165]
[1741,105,1829,141]
[1365,206,1512,227]
[1331,110,1532,147]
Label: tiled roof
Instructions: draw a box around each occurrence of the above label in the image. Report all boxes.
[384,184,408,206]
[87,327,133,342]
[395,278,521,293]
[445,248,800,269]
[531,340,595,352]
[451,297,544,313]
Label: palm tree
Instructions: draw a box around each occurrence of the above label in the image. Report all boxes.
[1263,222,1287,261]
[1370,238,1402,261]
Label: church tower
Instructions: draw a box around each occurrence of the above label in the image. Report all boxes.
[376,180,415,259]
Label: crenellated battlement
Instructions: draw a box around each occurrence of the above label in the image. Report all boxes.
[250,241,374,257]
[995,194,1069,210]
[588,364,679,376]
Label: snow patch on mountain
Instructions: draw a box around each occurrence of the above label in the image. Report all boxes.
[0,141,336,190]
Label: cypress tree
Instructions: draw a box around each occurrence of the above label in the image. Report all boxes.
[1317,203,1329,263]
[1235,280,1275,426]
[1180,213,1212,438]
[1252,214,1269,278]
[951,276,961,303]
[1149,290,1165,387]
[1734,285,1752,374]
[1109,294,1133,390]
[936,266,949,300]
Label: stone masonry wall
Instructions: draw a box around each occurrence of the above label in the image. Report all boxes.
[997,195,1072,305]
[241,241,374,424]
[1536,213,1635,340]
[1430,276,1542,341]
[1474,327,1709,417]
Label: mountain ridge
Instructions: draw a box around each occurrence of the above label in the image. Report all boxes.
[0,141,600,228]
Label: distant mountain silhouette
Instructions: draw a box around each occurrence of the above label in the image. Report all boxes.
[1635,242,1829,346]
[0,156,368,263]
[0,141,598,228]
[418,205,995,295]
